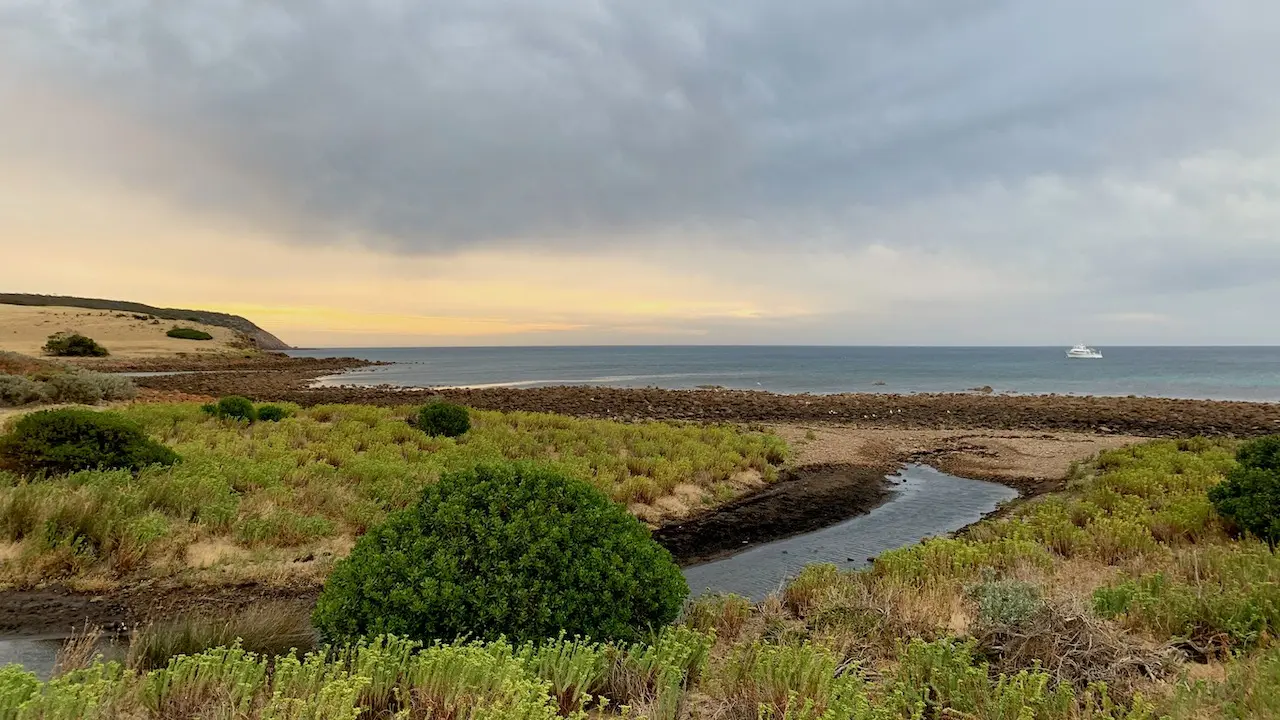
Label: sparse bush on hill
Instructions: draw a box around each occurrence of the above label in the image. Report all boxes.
[254,404,289,422]
[313,461,688,644]
[414,401,471,437]
[0,374,45,407]
[166,326,214,341]
[42,332,109,357]
[1210,435,1280,548]
[0,408,178,474]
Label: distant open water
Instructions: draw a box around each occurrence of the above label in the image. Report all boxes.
[290,346,1280,402]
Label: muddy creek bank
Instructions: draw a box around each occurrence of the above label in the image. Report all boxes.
[684,465,1019,600]
[654,463,893,565]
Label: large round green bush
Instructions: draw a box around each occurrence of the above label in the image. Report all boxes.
[1210,435,1280,547]
[0,409,179,474]
[415,401,471,437]
[314,462,688,644]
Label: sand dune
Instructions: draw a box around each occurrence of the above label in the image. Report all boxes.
[0,305,243,359]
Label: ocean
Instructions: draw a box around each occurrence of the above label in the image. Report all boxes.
[289,346,1280,402]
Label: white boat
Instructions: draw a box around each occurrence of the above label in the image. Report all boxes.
[1066,344,1103,359]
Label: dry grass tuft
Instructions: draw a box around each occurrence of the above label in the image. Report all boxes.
[126,602,317,670]
[53,623,105,677]
[973,599,1177,699]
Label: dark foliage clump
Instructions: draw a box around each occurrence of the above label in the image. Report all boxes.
[0,409,178,474]
[42,333,109,357]
[414,401,471,438]
[210,396,257,422]
[254,405,290,422]
[166,327,214,341]
[1209,435,1280,547]
[313,462,688,644]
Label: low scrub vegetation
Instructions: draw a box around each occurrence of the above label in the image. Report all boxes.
[41,332,109,357]
[0,408,178,475]
[0,402,786,584]
[0,628,1171,719]
[165,326,213,340]
[201,397,291,423]
[0,375,45,407]
[4,438,1279,717]
[314,462,688,644]
[0,370,136,407]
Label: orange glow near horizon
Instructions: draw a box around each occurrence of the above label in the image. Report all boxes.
[0,160,816,346]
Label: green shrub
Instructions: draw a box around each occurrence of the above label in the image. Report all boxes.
[166,327,214,341]
[42,370,137,404]
[0,409,178,474]
[1092,565,1280,651]
[683,593,752,638]
[1210,437,1280,547]
[212,396,257,422]
[254,404,289,422]
[415,401,471,438]
[969,578,1042,627]
[1236,435,1280,473]
[42,332,109,357]
[313,461,688,644]
[0,374,46,406]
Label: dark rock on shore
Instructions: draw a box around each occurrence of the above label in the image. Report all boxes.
[132,361,1280,439]
[654,463,892,565]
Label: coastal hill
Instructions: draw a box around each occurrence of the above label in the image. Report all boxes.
[0,293,290,357]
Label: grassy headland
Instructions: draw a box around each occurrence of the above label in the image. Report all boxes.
[0,402,787,589]
[2,439,1277,718]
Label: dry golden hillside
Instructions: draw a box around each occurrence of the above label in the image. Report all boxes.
[0,305,244,358]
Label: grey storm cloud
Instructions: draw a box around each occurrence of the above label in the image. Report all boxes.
[2,0,1280,265]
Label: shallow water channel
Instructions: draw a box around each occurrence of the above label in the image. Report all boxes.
[0,637,75,679]
[0,465,1016,677]
[682,464,1019,600]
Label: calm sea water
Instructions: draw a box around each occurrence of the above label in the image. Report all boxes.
[290,346,1280,402]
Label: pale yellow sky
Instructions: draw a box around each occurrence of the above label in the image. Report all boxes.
[0,159,827,346]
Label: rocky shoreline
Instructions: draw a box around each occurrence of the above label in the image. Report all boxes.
[121,356,1280,438]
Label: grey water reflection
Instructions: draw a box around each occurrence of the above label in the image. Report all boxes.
[682,465,1019,601]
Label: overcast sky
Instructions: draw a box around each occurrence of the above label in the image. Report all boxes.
[2,0,1279,346]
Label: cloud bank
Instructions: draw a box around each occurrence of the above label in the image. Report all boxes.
[2,0,1279,344]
